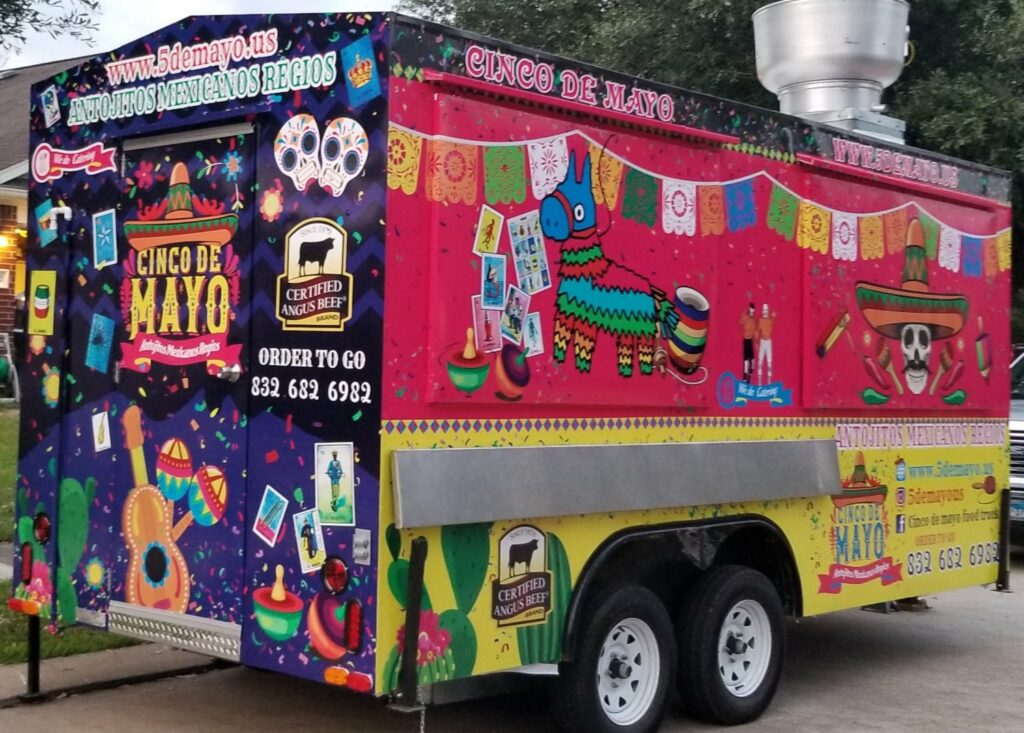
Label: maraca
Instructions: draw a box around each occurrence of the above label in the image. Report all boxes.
[172,465,228,540]
[155,437,193,502]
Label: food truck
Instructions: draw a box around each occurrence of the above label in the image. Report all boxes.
[9,7,1012,732]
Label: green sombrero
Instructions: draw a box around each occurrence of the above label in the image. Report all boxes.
[124,162,237,250]
[855,218,967,340]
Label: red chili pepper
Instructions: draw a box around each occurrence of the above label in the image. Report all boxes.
[862,356,890,391]
[942,359,965,391]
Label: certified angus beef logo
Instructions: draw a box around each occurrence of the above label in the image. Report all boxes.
[276,218,353,331]
[491,525,551,627]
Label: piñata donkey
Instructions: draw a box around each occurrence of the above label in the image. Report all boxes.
[540,150,679,377]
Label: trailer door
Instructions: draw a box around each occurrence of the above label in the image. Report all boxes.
[107,124,254,660]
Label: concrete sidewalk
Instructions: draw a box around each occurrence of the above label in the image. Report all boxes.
[0,643,221,708]
[1,541,12,581]
[2,542,221,708]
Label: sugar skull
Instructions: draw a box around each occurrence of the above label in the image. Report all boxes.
[274,114,321,192]
[318,117,368,197]
[900,323,932,395]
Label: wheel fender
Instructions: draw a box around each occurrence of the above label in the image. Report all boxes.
[561,517,794,662]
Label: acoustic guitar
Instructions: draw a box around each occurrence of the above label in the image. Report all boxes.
[121,406,191,613]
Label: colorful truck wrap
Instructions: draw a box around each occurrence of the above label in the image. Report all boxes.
[11,12,1012,731]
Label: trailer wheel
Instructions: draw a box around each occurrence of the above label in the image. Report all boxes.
[676,565,784,725]
[554,585,674,733]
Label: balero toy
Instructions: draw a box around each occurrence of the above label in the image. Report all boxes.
[10,5,1013,732]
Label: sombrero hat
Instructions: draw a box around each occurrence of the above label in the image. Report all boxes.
[124,162,237,250]
[855,218,967,339]
[832,451,887,507]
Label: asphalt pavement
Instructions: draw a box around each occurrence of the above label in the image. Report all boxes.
[0,545,1021,731]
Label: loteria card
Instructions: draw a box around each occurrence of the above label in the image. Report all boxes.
[253,485,289,548]
[481,253,507,310]
[500,284,531,344]
[473,205,504,255]
[472,295,503,353]
[293,508,326,573]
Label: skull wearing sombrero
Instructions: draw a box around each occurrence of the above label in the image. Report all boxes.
[124,162,237,250]
[855,218,967,395]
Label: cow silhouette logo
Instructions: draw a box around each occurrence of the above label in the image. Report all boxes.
[299,237,335,276]
[275,218,354,331]
[492,524,552,627]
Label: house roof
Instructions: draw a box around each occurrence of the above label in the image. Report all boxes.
[0,57,88,175]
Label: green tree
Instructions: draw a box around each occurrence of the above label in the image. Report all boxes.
[402,0,1024,331]
[891,2,1024,304]
[399,1,771,105]
[0,0,101,54]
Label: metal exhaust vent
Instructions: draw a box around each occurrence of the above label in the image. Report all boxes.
[753,0,909,143]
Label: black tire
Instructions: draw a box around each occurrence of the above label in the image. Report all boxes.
[553,585,675,733]
[676,565,785,725]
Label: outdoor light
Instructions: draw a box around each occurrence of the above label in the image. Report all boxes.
[344,599,362,651]
[321,555,349,594]
[33,512,51,544]
[20,542,32,585]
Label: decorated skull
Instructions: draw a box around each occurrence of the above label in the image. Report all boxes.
[318,117,368,197]
[901,323,932,395]
[274,114,321,192]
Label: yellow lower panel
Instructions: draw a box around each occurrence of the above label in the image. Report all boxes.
[374,417,1005,694]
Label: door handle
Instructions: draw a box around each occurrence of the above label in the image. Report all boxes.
[216,364,243,383]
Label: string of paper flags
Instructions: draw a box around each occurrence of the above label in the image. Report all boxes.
[387,123,1011,277]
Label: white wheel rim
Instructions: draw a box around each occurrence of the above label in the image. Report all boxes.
[596,617,661,726]
[717,599,772,698]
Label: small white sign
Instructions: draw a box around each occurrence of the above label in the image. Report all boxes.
[92,412,111,452]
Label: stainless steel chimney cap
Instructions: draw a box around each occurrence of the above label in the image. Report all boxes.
[753,0,909,117]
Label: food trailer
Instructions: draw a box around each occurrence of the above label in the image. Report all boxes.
[9,9,1012,732]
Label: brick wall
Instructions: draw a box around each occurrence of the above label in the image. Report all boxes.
[0,243,23,334]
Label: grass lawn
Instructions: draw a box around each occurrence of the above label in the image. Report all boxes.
[0,581,139,664]
[0,406,17,544]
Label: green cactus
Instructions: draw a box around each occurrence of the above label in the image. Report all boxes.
[15,504,49,619]
[441,523,491,614]
[16,502,44,559]
[381,626,459,692]
[55,476,94,624]
[382,645,401,692]
[384,524,491,684]
[14,478,94,624]
[439,522,491,677]
[57,477,93,569]
[517,532,572,665]
[16,484,28,518]
[387,558,432,611]
[419,647,455,684]
[385,523,401,561]
[438,608,476,679]
[383,644,457,689]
